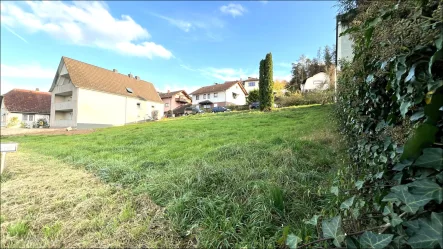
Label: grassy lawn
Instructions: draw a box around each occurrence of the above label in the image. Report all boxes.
[1,105,346,248]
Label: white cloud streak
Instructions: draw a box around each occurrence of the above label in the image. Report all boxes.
[0,1,172,59]
[2,25,29,43]
[151,13,193,32]
[220,3,247,17]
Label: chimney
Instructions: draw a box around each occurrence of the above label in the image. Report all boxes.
[128,73,133,78]
[113,69,118,73]
[135,76,140,80]
[167,90,170,93]
[35,88,40,91]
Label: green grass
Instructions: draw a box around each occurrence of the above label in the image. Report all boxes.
[7,222,29,237]
[4,105,346,248]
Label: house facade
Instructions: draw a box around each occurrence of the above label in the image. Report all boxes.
[336,18,354,70]
[159,90,192,116]
[49,56,164,129]
[1,89,51,127]
[242,77,259,93]
[191,81,248,108]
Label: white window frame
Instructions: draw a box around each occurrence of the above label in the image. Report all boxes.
[248,82,255,87]
[214,92,218,98]
[203,94,206,99]
[196,95,200,100]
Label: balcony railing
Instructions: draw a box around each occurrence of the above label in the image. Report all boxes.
[54,101,74,111]
[53,84,73,94]
[175,97,189,103]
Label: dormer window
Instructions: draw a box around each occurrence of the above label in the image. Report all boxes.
[126,87,133,93]
[233,93,238,99]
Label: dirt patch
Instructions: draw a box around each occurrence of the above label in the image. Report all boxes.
[0,150,187,248]
[1,128,95,137]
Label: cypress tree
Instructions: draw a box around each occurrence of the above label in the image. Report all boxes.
[262,53,274,111]
[259,59,265,110]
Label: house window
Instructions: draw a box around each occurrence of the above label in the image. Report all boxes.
[137,103,141,108]
[233,93,238,99]
[214,92,218,98]
[165,103,169,107]
[196,95,200,100]
[248,82,255,87]
[22,114,34,121]
[207,93,210,99]
[204,104,211,108]
[29,115,34,121]
[203,94,206,99]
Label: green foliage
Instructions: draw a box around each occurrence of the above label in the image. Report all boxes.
[43,222,62,239]
[7,221,29,237]
[259,53,274,111]
[286,234,302,249]
[276,90,334,107]
[287,0,443,248]
[246,89,259,104]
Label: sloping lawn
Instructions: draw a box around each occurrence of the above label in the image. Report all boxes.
[2,105,346,248]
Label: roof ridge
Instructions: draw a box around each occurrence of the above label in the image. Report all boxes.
[62,56,151,84]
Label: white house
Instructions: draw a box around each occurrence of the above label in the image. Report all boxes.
[336,18,354,70]
[190,81,248,108]
[49,56,164,129]
[242,77,259,93]
[301,72,330,92]
[1,89,51,127]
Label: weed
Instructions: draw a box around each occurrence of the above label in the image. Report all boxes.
[43,222,61,239]
[7,221,29,237]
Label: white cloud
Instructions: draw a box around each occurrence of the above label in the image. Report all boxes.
[0,1,172,59]
[1,64,54,79]
[220,3,247,17]
[182,64,248,82]
[151,13,193,32]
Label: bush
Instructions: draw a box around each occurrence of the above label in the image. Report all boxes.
[276,90,334,107]
[246,89,259,104]
[226,105,249,111]
[6,117,19,128]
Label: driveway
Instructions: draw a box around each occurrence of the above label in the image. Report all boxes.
[0,127,94,136]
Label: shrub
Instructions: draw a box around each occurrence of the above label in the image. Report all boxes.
[6,117,19,128]
[246,89,259,104]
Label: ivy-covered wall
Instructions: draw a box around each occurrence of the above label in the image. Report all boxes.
[286,0,443,248]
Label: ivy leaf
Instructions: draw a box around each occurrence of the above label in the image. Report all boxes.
[407,212,443,249]
[414,148,443,171]
[400,101,412,117]
[401,124,438,160]
[410,110,425,122]
[429,48,442,75]
[393,160,412,171]
[404,219,420,237]
[405,63,417,83]
[340,196,356,210]
[330,186,339,196]
[355,180,365,190]
[286,233,302,249]
[390,213,403,227]
[382,185,432,213]
[346,237,361,249]
[359,231,393,249]
[437,172,443,184]
[304,215,321,226]
[408,178,443,204]
[322,216,345,247]
[424,92,443,124]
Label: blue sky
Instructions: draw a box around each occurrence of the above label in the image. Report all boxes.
[1,1,338,94]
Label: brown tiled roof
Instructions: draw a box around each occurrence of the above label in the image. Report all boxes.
[3,89,51,114]
[159,90,191,100]
[58,57,163,103]
[191,81,248,95]
[243,77,259,82]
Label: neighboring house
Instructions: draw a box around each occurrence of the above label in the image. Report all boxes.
[49,56,164,129]
[1,89,51,127]
[301,72,330,92]
[159,90,192,116]
[191,81,248,108]
[336,16,354,70]
[242,77,259,93]
[0,96,4,127]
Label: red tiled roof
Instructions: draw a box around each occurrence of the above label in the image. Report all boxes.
[57,57,163,103]
[3,89,51,114]
[159,90,191,100]
[191,81,248,95]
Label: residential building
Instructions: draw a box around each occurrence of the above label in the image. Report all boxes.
[336,17,354,70]
[1,89,51,127]
[242,77,259,93]
[49,56,164,128]
[159,90,192,116]
[190,81,248,108]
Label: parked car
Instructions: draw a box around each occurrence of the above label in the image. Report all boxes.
[250,102,278,109]
[184,107,204,115]
[250,102,260,109]
[212,106,231,113]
